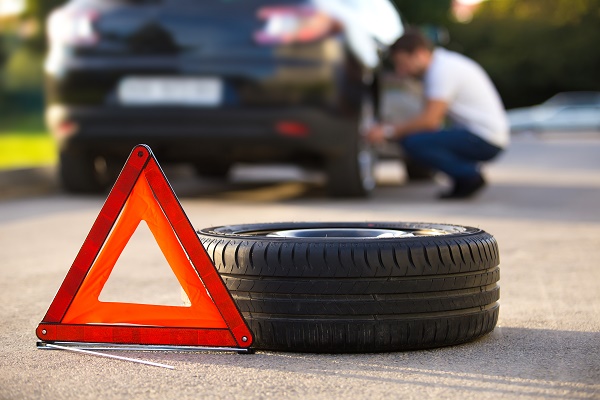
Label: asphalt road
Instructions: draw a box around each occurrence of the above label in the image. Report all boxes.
[0,134,599,399]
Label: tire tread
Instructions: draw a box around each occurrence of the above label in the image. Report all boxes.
[197,223,500,352]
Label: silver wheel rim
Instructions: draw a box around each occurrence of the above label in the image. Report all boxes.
[358,99,376,191]
[358,148,376,191]
[265,227,457,239]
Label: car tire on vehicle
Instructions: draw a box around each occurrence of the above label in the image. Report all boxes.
[326,142,376,198]
[326,98,377,198]
[59,147,106,194]
[193,162,231,179]
[197,222,500,353]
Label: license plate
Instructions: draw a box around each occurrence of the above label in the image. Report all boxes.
[118,77,222,106]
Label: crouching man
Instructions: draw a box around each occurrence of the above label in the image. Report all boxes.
[368,29,509,199]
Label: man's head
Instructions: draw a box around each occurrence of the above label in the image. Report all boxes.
[390,28,434,79]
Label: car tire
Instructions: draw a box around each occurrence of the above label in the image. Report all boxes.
[193,162,231,179]
[197,222,500,353]
[59,147,106,194]
[326,143,376,198]
[326,99,376,198]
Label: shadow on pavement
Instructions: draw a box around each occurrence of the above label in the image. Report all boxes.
[147,327,599,398]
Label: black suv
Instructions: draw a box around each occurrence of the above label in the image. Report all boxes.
[45,0,403,196]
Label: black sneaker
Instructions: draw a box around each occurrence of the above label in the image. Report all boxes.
[439,174,486,200]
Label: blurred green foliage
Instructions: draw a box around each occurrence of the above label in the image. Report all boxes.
[446,0,600,108]
[4,46,43,92]
[393,0,453,26]
[0,1,65,124]
[22,0,66,50]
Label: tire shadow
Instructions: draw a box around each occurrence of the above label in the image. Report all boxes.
[147,327,599,398]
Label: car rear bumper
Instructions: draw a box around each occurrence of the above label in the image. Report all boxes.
[50,105,358,164]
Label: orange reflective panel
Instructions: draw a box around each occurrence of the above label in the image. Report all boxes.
[62,174,227,328]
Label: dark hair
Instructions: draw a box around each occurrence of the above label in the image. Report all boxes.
[390,28,433,54]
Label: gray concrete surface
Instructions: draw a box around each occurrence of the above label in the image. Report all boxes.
[0,135,599,399]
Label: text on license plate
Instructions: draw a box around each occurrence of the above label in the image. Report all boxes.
[118,77,222,106]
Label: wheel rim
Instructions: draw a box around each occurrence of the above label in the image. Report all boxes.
[358,147,376,192]
[262,227,460,239]
[202,223,472,239]
[358,99,376,192]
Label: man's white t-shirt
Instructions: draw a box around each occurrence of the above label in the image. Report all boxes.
[425,48,510,148]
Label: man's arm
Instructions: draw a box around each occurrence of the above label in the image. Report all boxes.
[368,99,448,143]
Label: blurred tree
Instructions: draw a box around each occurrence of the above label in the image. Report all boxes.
[393,0,453,26]
[447,0,600,108]
[393,0,453,46]
[0,1,64,114]
[478,0,595,26]
[23,0,66,50]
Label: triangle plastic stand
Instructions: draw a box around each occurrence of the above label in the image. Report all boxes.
[36,145,253,351]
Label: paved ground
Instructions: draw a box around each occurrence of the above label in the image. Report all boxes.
[0,134,599,399]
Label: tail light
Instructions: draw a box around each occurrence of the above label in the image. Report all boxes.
[47,7,99,46]
[275,121,310,137]
[254,5,338,45]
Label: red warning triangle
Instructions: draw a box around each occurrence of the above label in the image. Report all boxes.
[36,145,253,348]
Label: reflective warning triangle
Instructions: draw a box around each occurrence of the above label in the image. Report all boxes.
[37,145,253,348]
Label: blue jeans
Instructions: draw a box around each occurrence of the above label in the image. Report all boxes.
[400,128,503,180]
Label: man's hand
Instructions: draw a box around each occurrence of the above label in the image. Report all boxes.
[367,124,398,144]
[367,99,448,144]
[367,124,388,144]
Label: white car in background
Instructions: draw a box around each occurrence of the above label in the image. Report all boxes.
[508,92,600,133]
